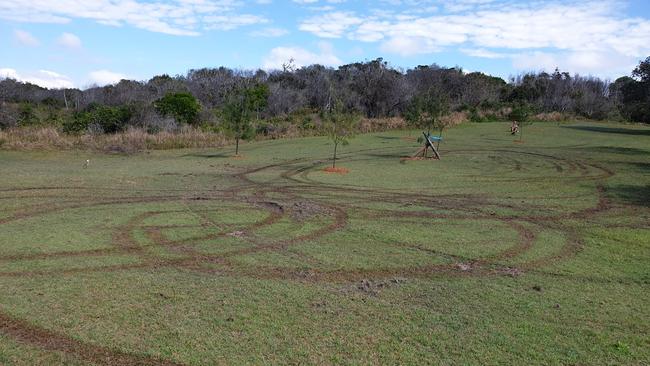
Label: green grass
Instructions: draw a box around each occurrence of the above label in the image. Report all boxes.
[0,121,648,365]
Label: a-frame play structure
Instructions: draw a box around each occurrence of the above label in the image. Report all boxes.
[412,131,442,159]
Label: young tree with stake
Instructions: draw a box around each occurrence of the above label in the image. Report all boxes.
[508,103,532,142]
[221,85,257,156]
[404,87,450,157]
[324,101,359,169]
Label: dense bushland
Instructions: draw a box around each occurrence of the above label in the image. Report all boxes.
[1,57,648,144]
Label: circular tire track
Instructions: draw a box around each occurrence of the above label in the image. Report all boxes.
[0,146,625,365]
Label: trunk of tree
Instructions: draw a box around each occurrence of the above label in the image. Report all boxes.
[332,142,338,168]
[235,137,240,155]
[63,90,68,110]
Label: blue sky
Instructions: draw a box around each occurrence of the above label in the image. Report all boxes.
[1,0,649,89]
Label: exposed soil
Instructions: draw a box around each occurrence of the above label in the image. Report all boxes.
[323,167,350,174]
[400,156,437,162]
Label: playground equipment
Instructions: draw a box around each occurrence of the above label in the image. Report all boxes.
[412,131,442,159]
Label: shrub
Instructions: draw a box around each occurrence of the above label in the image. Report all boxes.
[154,92,201,125]
[18,102,39,126]
[63,103,132,134]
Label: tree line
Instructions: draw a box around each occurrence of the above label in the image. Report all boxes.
[1,57,649,135]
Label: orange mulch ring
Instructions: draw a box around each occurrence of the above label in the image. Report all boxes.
[231,155,246,159]
[400,136,417,142]
[323,167,350,174]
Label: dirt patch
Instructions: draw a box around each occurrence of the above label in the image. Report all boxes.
[289,201,330,221]
[354,278,407,295]
[323,167,349,174]
[400,156,437,162]
[226,230,245,238]
[256,201,284,214]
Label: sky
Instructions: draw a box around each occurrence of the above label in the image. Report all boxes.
[1,0,649,89]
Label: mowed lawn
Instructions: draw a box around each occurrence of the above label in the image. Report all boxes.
[0,121,648,365]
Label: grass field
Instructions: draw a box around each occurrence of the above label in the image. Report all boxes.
[0,121,649,365]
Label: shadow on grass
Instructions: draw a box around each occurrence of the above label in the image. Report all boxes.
[625,162,650,172]
[362,152,409,159]
[181,152,231,158]
[375,136,401,140]
[578,146,650,156]
[608,185,650,207]
[563,125,650,136]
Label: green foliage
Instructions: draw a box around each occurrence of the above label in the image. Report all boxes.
[632,56,650,82]
[617,57,650,123]
[404,88,450,133]
[18,102,38,126]
[220,92,254,140]
[63,103,132,134]
[508,103,534,141]
[244,83,270,120]
[324,101,359,167]
[220,84,263,154]
[508,103,532,122]
[154,92,201,125]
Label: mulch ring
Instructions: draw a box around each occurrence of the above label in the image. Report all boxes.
[323,167,350,174]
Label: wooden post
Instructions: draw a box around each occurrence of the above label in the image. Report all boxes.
[422,132,441,160]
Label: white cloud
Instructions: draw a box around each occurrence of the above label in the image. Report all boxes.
[511,51,637,79]
[88,70,127,86]
[57,32,82,49]
[298,1,650,76]
[13,30,40,46]
[262,42,342,70]
[250,27,289,37]
[0,68,74,88]
[461,48,509,59]
[299,11,363,38]
[202,14,268,31]
[0,68,20,79]
[0,0,268,36]
[380,36,440,56]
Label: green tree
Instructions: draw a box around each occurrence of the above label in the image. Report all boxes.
[324,101,359,168]
[245,83,269,121]
[405,88,450,133]
[625,57,650,123]
[404,87,450,154]
[508,103,532,142]
[154,92,201,125]
[632,56,650,82]
[63,103,131,134]
[221,87,255,155]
